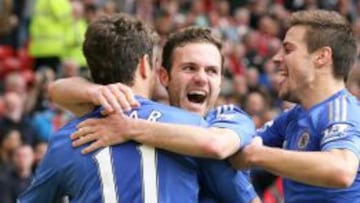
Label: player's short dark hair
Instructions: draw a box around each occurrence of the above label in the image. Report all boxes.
[162,26,224,73]
[83,13,158,85]
[290,10,357,80]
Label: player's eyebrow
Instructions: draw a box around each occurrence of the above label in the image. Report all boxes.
[181,62,198,66]
[282,41,296,50]
[180,61,220,71]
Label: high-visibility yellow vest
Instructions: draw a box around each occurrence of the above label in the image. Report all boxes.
[63,18,88,67]
[29,0,72,57]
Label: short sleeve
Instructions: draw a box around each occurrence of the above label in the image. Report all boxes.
[321,123,360,159]
[206,105,256,149]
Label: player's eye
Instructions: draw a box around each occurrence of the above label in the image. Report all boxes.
[206,68,219,75]
[183,66,195,71]
[283,44,294,54]
[284,48,291,54]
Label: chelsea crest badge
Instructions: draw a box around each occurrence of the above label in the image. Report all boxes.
[297,131,310,149]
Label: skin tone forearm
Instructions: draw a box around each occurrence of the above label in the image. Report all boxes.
[48,77,96,116]
[131,119,241,159]
[71,113,241,159]
[48,77,139,117]
[230,143,359,188]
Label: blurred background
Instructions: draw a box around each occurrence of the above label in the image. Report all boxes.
[0,0,360,202]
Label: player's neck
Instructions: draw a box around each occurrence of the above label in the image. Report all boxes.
[131,82,151,99]
[300,78,345,110]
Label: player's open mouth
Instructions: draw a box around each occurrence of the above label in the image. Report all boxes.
[187,91,207,104]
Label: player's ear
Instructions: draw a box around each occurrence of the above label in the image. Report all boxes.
[314,46,332,68]
[159,67,169,87]
[139,54,151,79]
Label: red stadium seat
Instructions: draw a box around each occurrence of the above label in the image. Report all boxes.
[0,45,15,60]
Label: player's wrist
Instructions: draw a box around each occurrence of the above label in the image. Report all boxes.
[127,118,146,140]
[247,144,266,167]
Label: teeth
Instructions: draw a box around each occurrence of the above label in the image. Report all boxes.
[188,91,206,95]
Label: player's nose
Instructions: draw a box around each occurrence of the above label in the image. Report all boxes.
[193,69,207,85]
[272,49,284,63]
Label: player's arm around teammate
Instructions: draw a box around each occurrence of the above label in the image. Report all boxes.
[49,77,251,159]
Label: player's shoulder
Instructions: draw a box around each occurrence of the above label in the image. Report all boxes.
[206,104,251,121]
[49,108,103,154]
[136,97,205,125]
[320,89,359,124]
[320,91,360,146]
[138,97,185,113]
[39,122,77,168]
[52,108,102,139]
[211,104,248,116]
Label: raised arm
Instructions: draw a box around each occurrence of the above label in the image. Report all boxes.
[47,77,94,116]
[48,77,139,117]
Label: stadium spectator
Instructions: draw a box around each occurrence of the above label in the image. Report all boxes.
[4,72,27,100]
[32,141,47,169]
[29,0,72,72]
[25,68,56,114]
[0,0,14,37]
[0,0,24,50]
[63,0,88,71]
[8,145,34,202]
[242,90,270,128]
[0,128,22,175]
[0,92,37,146]
[61,59,81,78]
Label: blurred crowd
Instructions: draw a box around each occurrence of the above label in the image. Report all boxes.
[1,0,360,202]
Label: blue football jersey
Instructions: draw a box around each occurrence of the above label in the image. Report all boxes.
[258,89,360,203]
[19,97,257,203]
[206,104,256,149]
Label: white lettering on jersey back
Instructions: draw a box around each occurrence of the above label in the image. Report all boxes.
[129,110,162,122]
[129,111,139,119]
[147,111,162,122]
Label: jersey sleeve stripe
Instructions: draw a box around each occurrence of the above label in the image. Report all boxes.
[329,95,348,123]
[329,101,333,122]
[335,97,341,122]
[341,95,347,122]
